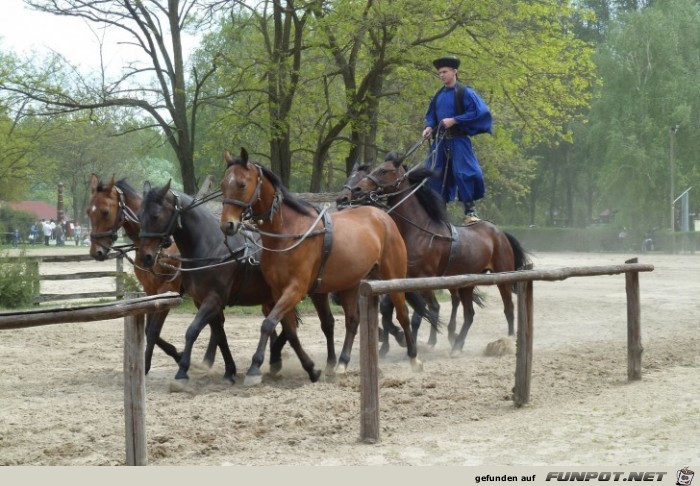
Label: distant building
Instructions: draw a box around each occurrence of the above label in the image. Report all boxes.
[3,201,58,220]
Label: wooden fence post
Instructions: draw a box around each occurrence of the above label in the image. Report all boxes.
[514,263,534,407]
[625,258,643,381]
[359,293,380,443]
[123,292,147,466]
[116,254,124,300]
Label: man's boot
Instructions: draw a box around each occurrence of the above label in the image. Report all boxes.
[463,201,480,224]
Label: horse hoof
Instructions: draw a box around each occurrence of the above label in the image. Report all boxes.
[243,373,263,387]
[168,379,191,394]
[335,363,348,374]
[410,358,424,372]
[309,369,322,383]
[269,361,282,376]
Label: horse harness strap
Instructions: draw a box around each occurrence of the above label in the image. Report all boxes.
[308,209,333,294]
[227,231,260,307]
[442,222,459,276]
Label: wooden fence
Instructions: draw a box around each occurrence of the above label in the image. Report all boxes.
[0,292,182,465]
[23,253,126,304]
[357,258,654,443]
[0,257,654,462]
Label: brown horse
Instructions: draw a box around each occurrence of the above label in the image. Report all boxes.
[87,175,195,373]
[220,148,425,385]
[342,152,530,353]
[337,163,473,353]
[136,180,337,383]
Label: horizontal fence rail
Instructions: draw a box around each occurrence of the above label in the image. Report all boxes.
[357,259,654,443]
[359,262,654,294]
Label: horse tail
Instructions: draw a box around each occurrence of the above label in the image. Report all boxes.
[405,291,441,331]
[505,231,531,270]
[472,287,486,309]
[504,231,532,294]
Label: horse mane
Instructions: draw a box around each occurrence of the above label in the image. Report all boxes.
[403,166,448,223]
[114,178,141,200]
[257,164,314,217]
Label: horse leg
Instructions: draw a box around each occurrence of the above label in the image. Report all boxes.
[336,288,360,373]
[176,302,222,381]
[497,283,516,336]
[447,289,460,346]
[423,291,441,348]
[245,315,279,386]
[452,287,476,354]
[377,294,393,358]
[408,290,424,343]
[260,302,286,375]
[209,310,236,383]
[378,325,391,358]
[269,328,287,376]
[388,291,422,371]
[144,310,183,373]
[310,293,337,373]
[245,291,319,385]
[379,294,406,348]
[202,327,220,367]
[279,310,322,383]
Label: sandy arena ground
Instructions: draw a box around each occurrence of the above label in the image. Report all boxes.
[0,247,698,466]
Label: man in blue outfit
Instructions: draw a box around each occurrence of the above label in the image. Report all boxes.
[421,56,492,223]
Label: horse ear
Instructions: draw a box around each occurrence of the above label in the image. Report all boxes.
[240,147,248,163]
[163,179,172,193]
[142,181,152,198]
[106,175,116,191]
[89,174,99,194]
[224,150,234,166]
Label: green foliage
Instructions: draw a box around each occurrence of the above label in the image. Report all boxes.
[0,206,36,243]
[122,273,142,294]
[0,251,40,309]
[585,0,700,231]
[195,0,596,206]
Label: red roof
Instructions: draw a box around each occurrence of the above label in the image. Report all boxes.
[4,201,58,220]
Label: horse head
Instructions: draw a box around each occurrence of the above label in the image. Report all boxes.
[335,161,374,209]
[137,180,177,269]
[220,147,263,236]
[350,151,407,201]
[87,174,121,261]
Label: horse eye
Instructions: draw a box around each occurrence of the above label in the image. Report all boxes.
[237,181,246,190]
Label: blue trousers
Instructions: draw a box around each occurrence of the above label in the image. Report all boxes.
[425,137,484,204]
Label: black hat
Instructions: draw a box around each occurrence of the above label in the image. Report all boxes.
[433,56,460,70]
